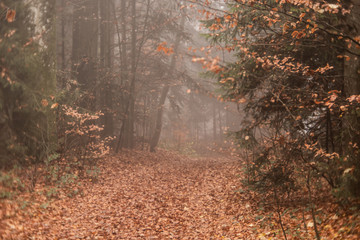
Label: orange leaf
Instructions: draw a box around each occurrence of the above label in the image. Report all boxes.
[238,98,246,103]
[156,42,166,52]
[299,13,306,20]
[6,9,16,23]
[291,31,299,38]
[41,99,49,107]
[51,103,59,109]
[283,24,289,34]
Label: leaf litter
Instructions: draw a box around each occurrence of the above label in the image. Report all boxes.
[1,149,359,239]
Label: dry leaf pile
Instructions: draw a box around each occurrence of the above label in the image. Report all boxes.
[1,150,259,239]
[1,149,359,239]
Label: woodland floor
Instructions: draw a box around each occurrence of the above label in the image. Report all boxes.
[1,149,360,239]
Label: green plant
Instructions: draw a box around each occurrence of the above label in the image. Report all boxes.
[45,187,58,199]
[86,166,100,182]
[0,172,24,199]
[40,202,50,209]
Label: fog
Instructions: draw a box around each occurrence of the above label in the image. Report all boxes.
[56,0,243,153]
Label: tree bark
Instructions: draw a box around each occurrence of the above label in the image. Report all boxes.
[100,0,114,136]
[149,14,185,152]
[123,0,137,148]
[343,1,360,150]
[344,1,360,97]
[218,105,222,141]
[342,0,360,195]
[116,0,136,151]
[150,85,170,152]
[213,102,217,142]
[71,0,98,110]
[72,0,98,63]
[56,0,73,89]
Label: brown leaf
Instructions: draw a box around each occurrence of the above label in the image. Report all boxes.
[51,103,59,109]
[6,9,16,23]
[41,99,49,107]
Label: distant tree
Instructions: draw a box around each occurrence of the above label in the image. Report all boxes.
[71,0,98,110]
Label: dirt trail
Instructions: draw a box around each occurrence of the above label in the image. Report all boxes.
[3,150,258,239]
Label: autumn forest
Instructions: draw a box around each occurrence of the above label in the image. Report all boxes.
[1,0,360,239]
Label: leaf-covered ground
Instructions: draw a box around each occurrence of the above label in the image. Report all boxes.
[1,149,360,239]
[1,150,254,239]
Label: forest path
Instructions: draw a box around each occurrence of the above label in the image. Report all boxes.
[6,150,258,239]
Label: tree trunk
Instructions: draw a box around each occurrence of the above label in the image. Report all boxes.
[342,0,360,196]
[213,102,217,142]
[123,0,137,148]
[149,14,185,152]
[149,85,170,152]
[343,0,360,150]
[72,0,98,63]
[120,0,128,85]
[100,0,114,136]
[203,118,207,140]
[344,0,360,98]
[56,0,73,89]
[116,0,136,151]
[60,0,66,71]
[71,0,98,110]
[218,105,222,141]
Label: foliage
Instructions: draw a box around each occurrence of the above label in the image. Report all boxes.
[38,105,109,197]
[0,0,56,168]
[199,0,360,204]
[0,0,110,201]
[60,105,111,163]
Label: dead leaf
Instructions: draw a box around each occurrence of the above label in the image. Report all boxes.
[41,99,48,107]
[6,9,16,23]
[51,103,59,109]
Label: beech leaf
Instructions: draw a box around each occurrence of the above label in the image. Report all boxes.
[6,9,16,23]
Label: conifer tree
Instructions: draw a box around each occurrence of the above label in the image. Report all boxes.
[0,0,56,167]
[202,0,360,198]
